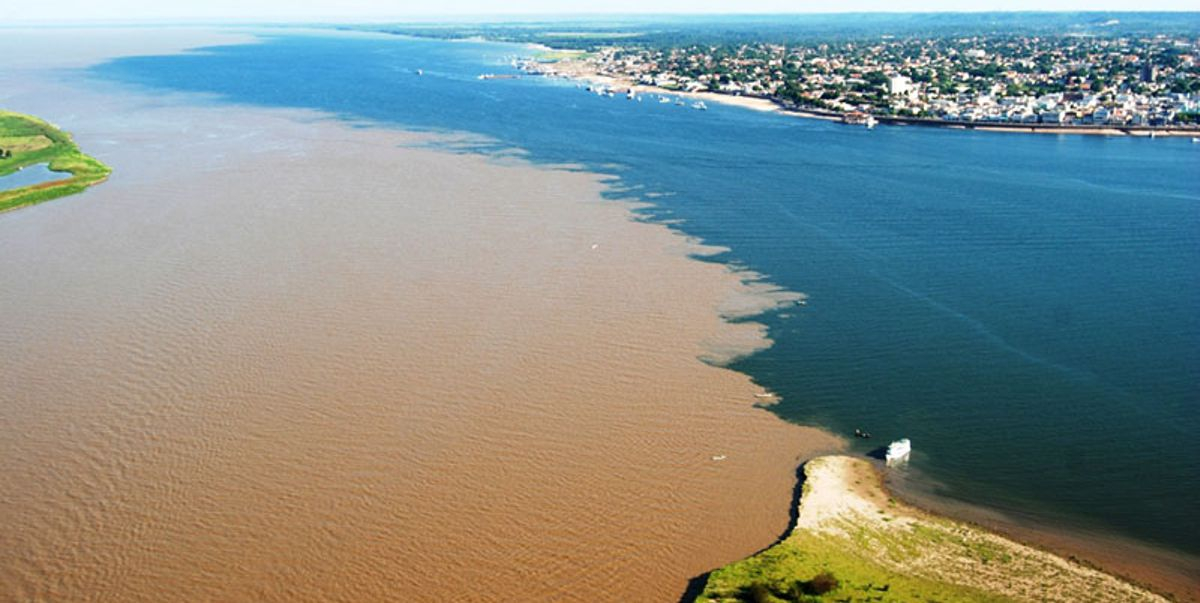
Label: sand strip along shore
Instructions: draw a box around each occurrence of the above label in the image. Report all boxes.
[702,456,1169,603]
[0,28,841,602]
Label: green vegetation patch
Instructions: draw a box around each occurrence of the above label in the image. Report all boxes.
[699,529,1012,603]
[540,31,644,39]
[533,49,595,62]
[0,110,111,213]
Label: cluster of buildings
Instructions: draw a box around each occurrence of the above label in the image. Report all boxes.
[567,33,1200,127]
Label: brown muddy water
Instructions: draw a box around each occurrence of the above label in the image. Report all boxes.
[0,30,841,602]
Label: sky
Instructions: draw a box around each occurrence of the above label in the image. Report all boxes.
[1,0,1195,23]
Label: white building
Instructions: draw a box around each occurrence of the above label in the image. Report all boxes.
[887,74,913,96]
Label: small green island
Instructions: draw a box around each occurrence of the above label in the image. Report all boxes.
[699,456,1166,603]
[0,110,111,213]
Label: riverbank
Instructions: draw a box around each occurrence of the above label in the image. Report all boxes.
[0,27,841,602]
[0,110,111,213]
[701,456,1169,602]
[522,57,1200,137]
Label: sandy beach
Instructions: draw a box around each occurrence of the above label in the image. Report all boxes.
[888,474,1200,602]
[529,57,798,115]
[0,28,841,602]
[703,456,1170,602]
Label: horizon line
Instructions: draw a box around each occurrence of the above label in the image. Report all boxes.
[5,9,1200,27]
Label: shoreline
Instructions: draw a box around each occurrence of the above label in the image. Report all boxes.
[884,472,1200,602]
[521,58,1200,137]
[701,456,1172,602]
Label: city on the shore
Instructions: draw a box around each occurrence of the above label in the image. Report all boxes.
[521,29,1199,129]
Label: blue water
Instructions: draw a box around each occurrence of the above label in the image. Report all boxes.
[89,31,1200,556]
[0,163,66,192]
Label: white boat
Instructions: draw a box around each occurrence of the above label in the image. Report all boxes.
[692,101,708,110]
[659,96,672,104]
[416,69,424,76]
[885,438,911,465]
[627,90,636,100]
[865,115,878,129]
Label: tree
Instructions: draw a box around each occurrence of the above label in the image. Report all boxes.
[795,571,840,596]
[864,71,888,87]
[741,582,773,603]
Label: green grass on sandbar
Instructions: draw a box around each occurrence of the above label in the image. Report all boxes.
[0,110,111,213]
[698,528,1012,603]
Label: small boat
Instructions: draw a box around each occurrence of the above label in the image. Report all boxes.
[854,428,871,439]
[659,96,672,104]
[753,392,775,399]
[885,438,911,465]
[865,115,877,129]
[627,90,636,100]
[416,69,424,76]
[1192,137,1199,143]
[675,99,685,106]
[692,101,708,111]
